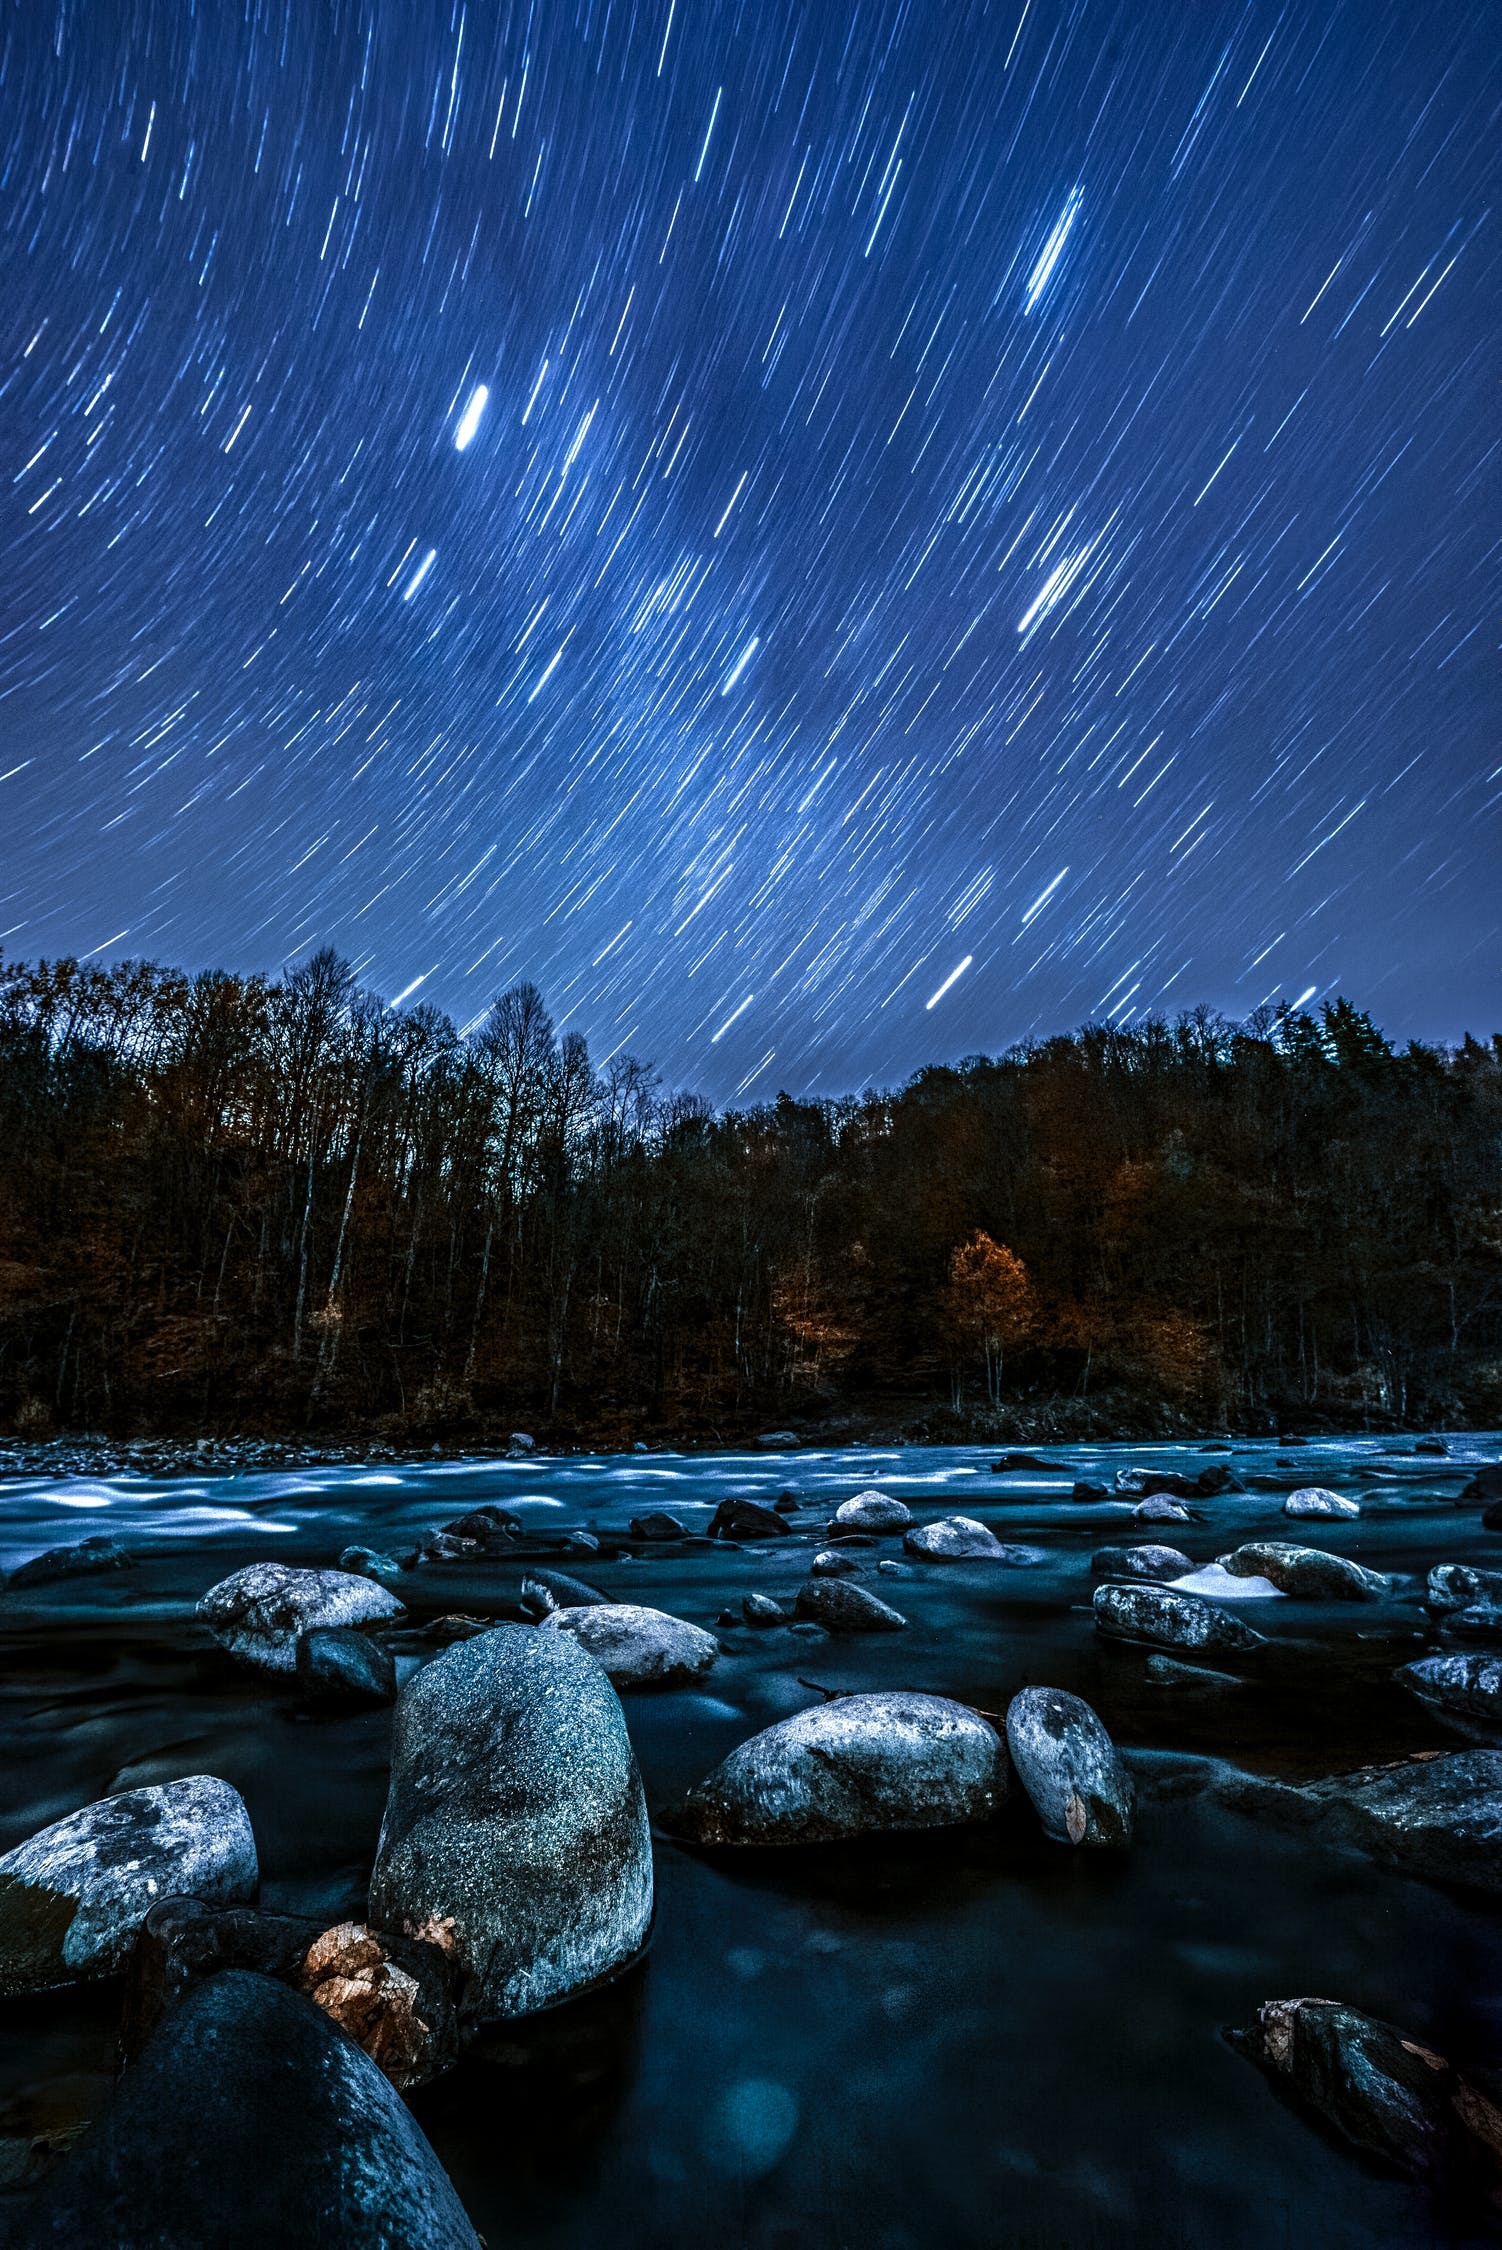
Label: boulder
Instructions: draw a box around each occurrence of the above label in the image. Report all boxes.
[441,1507,522,1546]
[1461,1464,1502,1501]
[1134,1495,1192,1522]
[1115,1465,1241,1499]
[629,1512,685,1541]
[1071,1481,1112,1504]
[756,1430,800,1449]
[707,1497,792,1541]
[508,1430,535,1453]
[1232,1996,1502,2182]
[337,1545,407,1583]
[1429,1563,1502,1613]
[17,1971,480,2246]
[832,1491,913,1531]
[121,1897,325,2064]
[810,1548,863,1577]
[1399,1654,1502,1730]
[540,1602,719,1686]
[0,1777,258,1995]
[1143,1654,1248,1695]
[1284,1488,1361,1519]
[5,1536,135,1590]
[792,1580,908,1634]
[295,1626,397,1704]
[741,1592,787,1625]
[993,1453,1054,1472]
[1091,1544,1193,1583]
[1093,1582,1264,1655]
[197,1563,403,1675]
[1005,1688,1134,1847]
[1217,1542,1388,1601]
[517,1568,608,1616]
[368,1626,652,2017]
[674,1693,1008,1845]
[903,1516,1041,1562]
[1220,1750,1502,1893]
[1444,1605,1502,1642]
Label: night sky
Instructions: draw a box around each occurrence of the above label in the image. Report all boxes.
[1,2,1497,1100]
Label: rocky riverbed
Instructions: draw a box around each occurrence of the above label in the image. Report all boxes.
[1,1435,1500,2245]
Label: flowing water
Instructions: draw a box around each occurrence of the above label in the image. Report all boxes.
[2,1436,1500,2247]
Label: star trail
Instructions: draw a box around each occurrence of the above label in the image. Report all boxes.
[0,0,1496,1099]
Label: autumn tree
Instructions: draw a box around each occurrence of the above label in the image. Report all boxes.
[941,1232,1035,1406]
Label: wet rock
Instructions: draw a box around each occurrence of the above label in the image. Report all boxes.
[509,1527,600,1558]
[707,1497,793,1541]
[1143,1654,1248,1694]
[673,1692,1008,1845]
[1094,1581,1264,1654]
[773,1490,803,1514]
[5,1536,135,1590]
[1461,1464,1502,1501]
[793,1579,908,1634]
[540,1602,719,1685]
[1220,1750,1502,1893]
[1115,1465,1242,1499]
[876,1558,908,1578]
[1232,1996,1502,2183]
[295,1626,397,1705]
[0,1777,258,1995]
[441,1506,522,1547]
[832,1491,913,1531]
[629,1511,685,1540]
[1399,1653,1502,1730]
[1071,1480,1112,1504]
[419,1531,481,1561]
[120,1897,324,2065]
[810,1548,863,1577]
[1430,1564,1502,1613]
[756,1430,800,1449]
[1092,1543,1193,1583]
[17,1970,480,2246]
[742,1592,787,1625]
[1218,1541,1388,1600]
[1414,1437,1449,1455]
[337,1544,407,1583]
[300,1920,461,2091]
[1284,1487,1361,1519]
[518,1568,608,1617]
[1134,1495,1192,1522]
[1005,1687,1134,1847]
[197,1563,403,1675]
[1443,1605,1502,1643]
[903,1516,1041,1562]
[369,1625,652,2017]
[993,1453,1053,1472]
[508,1430,535,1454]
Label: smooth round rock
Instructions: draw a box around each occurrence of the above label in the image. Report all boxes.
[741,1593,787,1626]
[1134,1495,1191,1523]
[629,1512,685,1541]
[0,1777,258,1995]
[295,1626,397,1704]
[810,1548,863,1577]
[540,1602,718,1686]
[1092,1544,1193,1583]
[832,1492,913,1531]
[17,1970,479,2247]
[1399,1653,1502,1730]
[1218,1541,1389,1600]
[1284,1488,1360,1518]
[1429,1563,1502,1613]
[1093,1581,1264,1653]
[369,1625,652,2018]
[197,1564,403,1675]
[793,1579,908,1633]
[1005,1687,1135,1847]
[903,1516,1039,1562]
[674,1692,1008,1845]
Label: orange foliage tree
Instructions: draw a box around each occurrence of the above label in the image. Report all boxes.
[941,1232,1034,1406]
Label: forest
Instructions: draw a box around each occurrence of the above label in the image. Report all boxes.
[0,947,1498,1444]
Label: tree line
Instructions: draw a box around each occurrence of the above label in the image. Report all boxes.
[0,947,1498,1441]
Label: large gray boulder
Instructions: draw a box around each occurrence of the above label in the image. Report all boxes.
[16,1970,480,2246]
[1232,1997,1502,2182]
[1220,1749,1502,1893]
[1094,1581,1264,1654]
[1005,1688,1134,1847]
[0,1777,257,1995]
[539,1602,718,1686]
[368,1625,651,2017]
[5,1536,135,1590]
[1217,1541,1388,1600]
[1399,1653,1502,1730]
[1284,1487,1361,1518]
[1429,1563,1502,1613]
[1092,1544,1193,1583]
[674,1692,1008,1845]
[197,1563,403,1674]
[903,1516,1040,1562]
[832,1491,913,1531]
[793,1579,908,1633]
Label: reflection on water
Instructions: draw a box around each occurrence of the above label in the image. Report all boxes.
[2,1435,1500,2246]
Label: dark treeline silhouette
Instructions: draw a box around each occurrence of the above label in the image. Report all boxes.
[1,947,1498,1442]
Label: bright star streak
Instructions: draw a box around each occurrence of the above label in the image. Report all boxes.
[1020,868,1068,926]
[711,994,753,1041]
[1024,187,1082,310]
[722,635,759,693]
[453,383,489,450]
[925,955,972,1009]
[401,548,436,601]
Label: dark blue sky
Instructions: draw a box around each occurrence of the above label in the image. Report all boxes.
[1,0,1496,1097]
